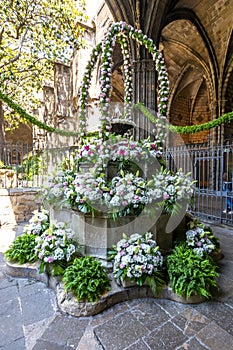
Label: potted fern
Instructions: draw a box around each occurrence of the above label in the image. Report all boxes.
[166,243,219,303]
[62,256,111,303]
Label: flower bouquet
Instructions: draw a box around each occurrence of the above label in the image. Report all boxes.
[186,221,220,257]
[34,221,79,276]
[23,208,50,235]
[107,172,148,217]
[108,232,165,294]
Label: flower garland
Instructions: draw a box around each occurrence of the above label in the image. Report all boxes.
[78,21,169,144]
[117,33,132,120]
[0,90,79,137]
[78,42,102,136]
[135,102,233,135]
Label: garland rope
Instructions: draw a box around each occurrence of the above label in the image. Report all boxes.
[0,89,79,137]
[134,103,233,134]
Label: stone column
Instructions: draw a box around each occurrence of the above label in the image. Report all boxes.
[132,59,157,140]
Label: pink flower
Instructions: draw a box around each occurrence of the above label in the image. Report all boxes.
[163,193,169,200]
[47,256,54,263]
[119,149,126,156]
[120,263,126,269]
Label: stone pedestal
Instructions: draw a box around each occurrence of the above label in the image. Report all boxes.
[49,207,177,263]
[50,207,136,263]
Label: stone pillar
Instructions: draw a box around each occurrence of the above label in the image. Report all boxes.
[132,59,157,140]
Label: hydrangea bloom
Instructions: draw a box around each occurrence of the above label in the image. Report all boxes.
[34,221,77,275]
[23,208,50,235]
[186,226,216,257]
[112,232,163,284]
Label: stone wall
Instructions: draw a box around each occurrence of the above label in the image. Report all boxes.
[0,188,42,226]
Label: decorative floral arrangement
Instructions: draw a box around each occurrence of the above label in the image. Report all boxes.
[34,221,78,276]
[42,165,196,218]
[74,135,165,174]
[147,168,196,214]
[186,221,219,257]
[23,208,50,235]
[108,232,165,294]
[68,172,108,214]
[108,172,148,216]
[77,21,169,144]
[41,169,76,207]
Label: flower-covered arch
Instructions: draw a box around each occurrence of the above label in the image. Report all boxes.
[78,21,169,145]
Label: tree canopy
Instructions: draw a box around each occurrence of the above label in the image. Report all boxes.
[0,0,87,142]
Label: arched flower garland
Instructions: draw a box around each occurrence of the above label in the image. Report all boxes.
[117,33,133,121]
[78,42,102,136]
[78,21,170,144]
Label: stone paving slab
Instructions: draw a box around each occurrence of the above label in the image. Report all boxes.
[0,223,233,349]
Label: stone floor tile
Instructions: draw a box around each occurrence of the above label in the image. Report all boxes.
[173,308,210,336]
[130,299,170,331]
[32,340,74,350]
[18,279,48,297]
[76,325,103,350]
[40,315,89,348]
[218,260,233,281]
[0,283,18,304]
[177,337,209,350]
[0,337,26,350]
[0,301,24,347]
[154,298,189,317]
[94,311,148,350]
[213,274,233,301]
[125,339,150,349]
[197,321,233,350]
[90,301,130,327]
[194,301,233,336]
[144,321,188,350]
[20,285,57,326]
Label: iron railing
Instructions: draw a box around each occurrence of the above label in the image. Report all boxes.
[1,141,233,225]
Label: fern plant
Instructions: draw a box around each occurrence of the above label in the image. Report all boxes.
[4,234,38,264]
[166,243,219,299]
[63,256,111,303]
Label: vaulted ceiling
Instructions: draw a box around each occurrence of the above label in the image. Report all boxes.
[105,0,233,143]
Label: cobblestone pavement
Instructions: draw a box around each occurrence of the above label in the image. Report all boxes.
[0,224,233,350]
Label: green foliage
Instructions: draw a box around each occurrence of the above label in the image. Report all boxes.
[134,103,233,135]
[166,244,219,299]
[4,234,38,264]
[0,0,86,132]
[63,256,111,303]
[0,90,79,136]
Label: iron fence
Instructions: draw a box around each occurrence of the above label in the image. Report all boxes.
[166,141,233,225]
[1,141,233,225]
[0,142,77,189]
